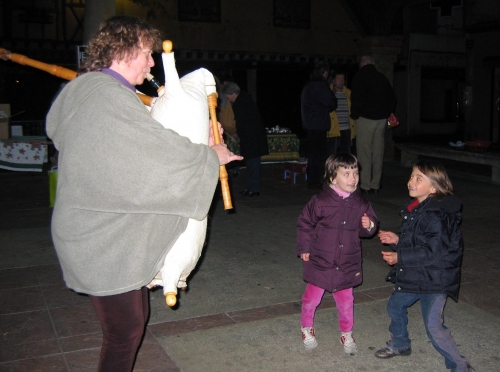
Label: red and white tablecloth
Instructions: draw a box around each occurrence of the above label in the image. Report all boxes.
[0,137,49,172]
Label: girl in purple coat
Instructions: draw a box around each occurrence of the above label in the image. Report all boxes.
[297,152,378,353]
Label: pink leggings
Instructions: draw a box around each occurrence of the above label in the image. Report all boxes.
[301,283,354,333]
[89,287,149,372]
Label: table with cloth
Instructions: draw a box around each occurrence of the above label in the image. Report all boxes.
[225,133,301,162]
[0,136,49,172]
[261,133,300,162]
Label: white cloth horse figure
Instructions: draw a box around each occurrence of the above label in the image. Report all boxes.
[149,50,216,307]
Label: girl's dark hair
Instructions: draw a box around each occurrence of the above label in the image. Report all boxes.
[324,152,358,184]
[81,16,162,73]
[413,160,454,199]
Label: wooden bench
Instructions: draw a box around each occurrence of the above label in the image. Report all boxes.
[395,143,500,185]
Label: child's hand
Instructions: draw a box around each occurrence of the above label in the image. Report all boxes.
[378,230,399,245]
[300,253,310,262]
[361,213,372,229]
[381,251,398,265]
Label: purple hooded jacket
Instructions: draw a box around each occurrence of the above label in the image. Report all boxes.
[297,185,378,292]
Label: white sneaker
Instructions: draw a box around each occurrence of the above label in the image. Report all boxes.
[301,327,318,350]
[340,331,358,354]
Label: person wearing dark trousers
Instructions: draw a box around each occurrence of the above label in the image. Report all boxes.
[301,62,337,190]
[223,82,269,196]
[46,16,240,372]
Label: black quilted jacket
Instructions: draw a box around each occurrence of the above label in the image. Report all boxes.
[386,195,463,301]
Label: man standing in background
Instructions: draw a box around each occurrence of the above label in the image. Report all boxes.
[350,56,396,194]
[301,62,337,190]
[223,82,269,197]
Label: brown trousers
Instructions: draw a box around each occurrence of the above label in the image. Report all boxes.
[89,287,149,372]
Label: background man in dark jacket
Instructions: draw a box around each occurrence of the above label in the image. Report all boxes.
[301,62,338,190]
[350,56,396,194]
[223,82,269,196]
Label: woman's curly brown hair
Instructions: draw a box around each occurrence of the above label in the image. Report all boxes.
[81,16,162,73]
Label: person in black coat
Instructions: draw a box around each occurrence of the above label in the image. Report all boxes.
[374,161,473,372]
[301,62,338,190]
[223,82,269,196]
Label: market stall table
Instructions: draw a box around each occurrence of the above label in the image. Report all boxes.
[0,136,50,172]
[261,133,300,163]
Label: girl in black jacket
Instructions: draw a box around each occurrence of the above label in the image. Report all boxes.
[374,161,474,372]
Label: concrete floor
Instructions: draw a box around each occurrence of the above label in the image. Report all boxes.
[0,159,499,371]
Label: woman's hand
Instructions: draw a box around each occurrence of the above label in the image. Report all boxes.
[300,253,310,262]
[208,120,224,147]
[211,144,243,165]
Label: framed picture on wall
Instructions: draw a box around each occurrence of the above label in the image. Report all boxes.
[273,0,311,29]
[178,0,221,23]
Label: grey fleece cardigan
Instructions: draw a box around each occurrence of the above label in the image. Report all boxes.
[46,72,220,296]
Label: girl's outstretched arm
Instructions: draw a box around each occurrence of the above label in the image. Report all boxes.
[379,230,399,245]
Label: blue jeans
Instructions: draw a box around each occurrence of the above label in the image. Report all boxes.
[387,292,469,372]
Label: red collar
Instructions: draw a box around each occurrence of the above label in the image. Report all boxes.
[407,199,420,212]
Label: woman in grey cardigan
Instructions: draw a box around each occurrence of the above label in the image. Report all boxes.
[46,16,240,372]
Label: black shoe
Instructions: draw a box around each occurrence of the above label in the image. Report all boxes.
[467,364,476,372]
[241,189,260,197]
[374,347,412,359]
[361,188,370,195]
[371,188,379,194]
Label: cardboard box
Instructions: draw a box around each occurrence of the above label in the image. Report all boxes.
[0,104,10,140]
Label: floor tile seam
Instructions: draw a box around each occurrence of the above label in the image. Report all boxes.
[0,264,57,273]
[356,285,394,298]
[0,350,84,366]
[144,329,189,371]
[459,276,482,285]
[0,308,51,316]
[458,298,500,316]
[460,272,500,284]
[148,296,385,335]
[0,337,60,348]
[41,285,72,370]
[0,348,101,366]
[0,284,42,292]
[464,249,500,260]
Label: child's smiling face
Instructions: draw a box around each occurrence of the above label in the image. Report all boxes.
[332,166,359,193]
[408,168,436,202]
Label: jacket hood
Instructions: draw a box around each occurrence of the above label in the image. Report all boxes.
[404,195,462,224]
[426,194,462,213]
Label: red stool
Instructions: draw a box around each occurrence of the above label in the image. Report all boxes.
[283,161,307,184]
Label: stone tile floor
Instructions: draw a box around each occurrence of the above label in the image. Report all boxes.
[0,159,499,371]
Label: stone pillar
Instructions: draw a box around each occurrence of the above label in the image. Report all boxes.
[82,0,116,44]
[355,36,402,160]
